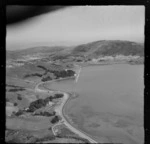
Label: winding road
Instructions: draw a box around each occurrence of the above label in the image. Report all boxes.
[34,68,100,143]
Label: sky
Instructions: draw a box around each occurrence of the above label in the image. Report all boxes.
[6,6,145,50]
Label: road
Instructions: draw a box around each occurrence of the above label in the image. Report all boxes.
[59,93,99,143]
[34,71,100,143]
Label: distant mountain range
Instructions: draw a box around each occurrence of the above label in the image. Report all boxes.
[6,46,69,59]
[7,40,144,60]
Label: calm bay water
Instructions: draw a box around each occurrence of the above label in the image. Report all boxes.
[45,64,144,144]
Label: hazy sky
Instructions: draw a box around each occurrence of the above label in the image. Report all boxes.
[7,6,145,50]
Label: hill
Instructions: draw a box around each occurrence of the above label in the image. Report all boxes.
[71,40,144,58]
[6,46,71,60]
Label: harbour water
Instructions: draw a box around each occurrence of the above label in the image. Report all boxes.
[44,64,144,144]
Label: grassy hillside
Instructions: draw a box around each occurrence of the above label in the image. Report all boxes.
[71,40,144,58]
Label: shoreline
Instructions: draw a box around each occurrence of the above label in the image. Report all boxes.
[77,60,144,68]
[36,68,99,143]
[35,63,143,143]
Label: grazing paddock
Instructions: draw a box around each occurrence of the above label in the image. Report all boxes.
[29,128,54,138]
[6,116,55,131]
[6,77,35,89]
[6,92,30,109]
[54,124,77,137]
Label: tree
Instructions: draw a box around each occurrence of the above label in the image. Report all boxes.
[15,109,24,116]
[14,102,18,106]
[17,95,22,100]
[53,93,63,99]
[51,116,60,124]
[41,76,52,82]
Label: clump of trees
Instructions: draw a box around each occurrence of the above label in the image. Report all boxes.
[52,69,75,79]
[24,73,43,78]
[7,84,26,92]
[27,99,47,112]
[76,59,82,62]
[36,64,76,82]
[51,116,60,124]
[41,76,52,82]
[33,111,56,117]
[44,96,53,102]
[14,102,18,106]
[26,96,53,112]
[17,95,22,100]
[25,93,64,114]
[37,65,47,71]
[8,88,25,92]
[39,66,75,82]
[14,109,24,116]
[53,93,64,99]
